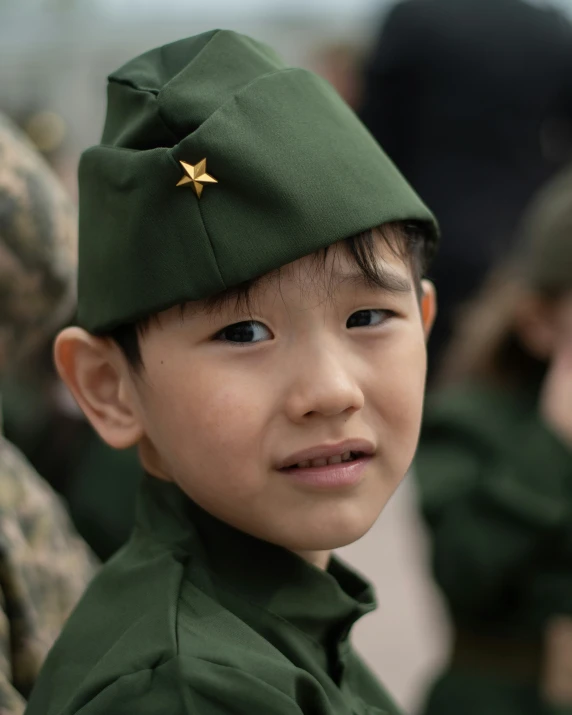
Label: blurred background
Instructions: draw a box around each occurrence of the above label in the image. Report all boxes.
[3,1,572,713]
[0,0,392,199]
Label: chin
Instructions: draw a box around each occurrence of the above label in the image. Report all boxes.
[278,501,383,552]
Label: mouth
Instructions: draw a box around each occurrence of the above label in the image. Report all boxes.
[278,439,375,471]
[282,450,366,470]
[276,440,374,489]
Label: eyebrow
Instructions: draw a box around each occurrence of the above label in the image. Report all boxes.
[333,269,412,295]
[178,277,265,322]
[178,265,412,324]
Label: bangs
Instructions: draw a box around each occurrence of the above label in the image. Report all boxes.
[344,221,428,293]
[202,220,429,317]
[108,220,431,370]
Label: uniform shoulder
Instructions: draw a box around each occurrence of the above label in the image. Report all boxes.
[34,653,308,715]
[25,534,186,714]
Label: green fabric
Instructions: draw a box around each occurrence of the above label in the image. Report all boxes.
[67,438,141,561]
[77,29,437,333]
[517,163,572,292]
[25,475,401,715]
[415,383,572,715]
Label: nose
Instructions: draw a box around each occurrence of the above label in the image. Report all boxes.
[284,343,365,423]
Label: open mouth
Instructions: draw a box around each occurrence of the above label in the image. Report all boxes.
[283,451,365,470]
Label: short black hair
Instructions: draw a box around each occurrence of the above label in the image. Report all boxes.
[105,221,432,371]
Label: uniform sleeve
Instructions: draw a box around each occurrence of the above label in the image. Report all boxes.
[415,405,572,619]
[75,659,307,715]
[359,0,423,174]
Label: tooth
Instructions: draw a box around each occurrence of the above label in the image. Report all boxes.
[342,451,351,462]
[297,460,310,469]
[311,458,328,467]
[328,455,342,465]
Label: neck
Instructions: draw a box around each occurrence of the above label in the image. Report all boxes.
[292,549,332,570]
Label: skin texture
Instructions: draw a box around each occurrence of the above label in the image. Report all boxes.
[56,234,435,569]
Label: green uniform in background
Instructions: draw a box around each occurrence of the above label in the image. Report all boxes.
[26,475,401,715]
[416,383,572,715]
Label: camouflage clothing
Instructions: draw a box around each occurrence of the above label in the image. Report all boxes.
[0,437,95,715]
[0,113,77,375]
[0,113,96,714]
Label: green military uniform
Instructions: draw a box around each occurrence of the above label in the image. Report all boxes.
[26,475,402,714]
[417,383,572,715]
[24,30,438,714]
[0,114,97,714]
[416,165,572,715]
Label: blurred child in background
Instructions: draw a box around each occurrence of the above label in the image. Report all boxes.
[415,165,572,715]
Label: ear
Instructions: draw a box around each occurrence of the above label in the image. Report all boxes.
[54,327,144,449]
[420,279,437,340]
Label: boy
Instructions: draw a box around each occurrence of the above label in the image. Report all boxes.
[25,30,438,715]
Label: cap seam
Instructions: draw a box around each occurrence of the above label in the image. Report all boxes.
[157,66,302,142]
[164,151,226,290]
[106,80,181,147]
[109,75,160,96]
[108,30,224,96]
[197,197,227,291]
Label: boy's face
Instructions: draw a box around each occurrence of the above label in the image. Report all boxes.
[126,232,435,556]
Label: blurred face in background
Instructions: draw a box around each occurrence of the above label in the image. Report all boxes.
[515,289,572,362]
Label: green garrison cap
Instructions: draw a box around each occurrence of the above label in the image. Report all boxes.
[78,30,438,333]
[517,163,572,292]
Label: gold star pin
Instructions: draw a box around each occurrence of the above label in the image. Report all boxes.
[176,158,218,198]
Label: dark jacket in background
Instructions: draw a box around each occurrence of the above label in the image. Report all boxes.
[360,0,572,371]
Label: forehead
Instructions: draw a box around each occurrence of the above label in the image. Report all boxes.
[154,230,414,328]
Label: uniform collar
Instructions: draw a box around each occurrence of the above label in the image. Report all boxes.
[135,474,376,649]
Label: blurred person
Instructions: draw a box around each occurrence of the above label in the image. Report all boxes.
[0,112,96,714]
[415,164,572,715]
[360,0,572,376]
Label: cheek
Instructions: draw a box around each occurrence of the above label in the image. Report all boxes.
[367,328,427,444]
[141,357,272,474]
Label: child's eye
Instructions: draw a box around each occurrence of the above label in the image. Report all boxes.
[214,320,272,344]
[346,309,393,329]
